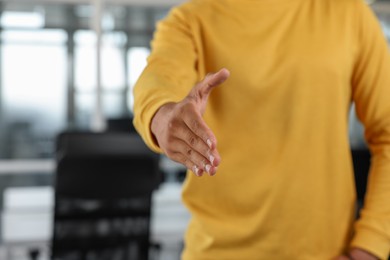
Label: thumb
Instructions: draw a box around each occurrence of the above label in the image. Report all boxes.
[200,68,230,97]
[188,68,230,113]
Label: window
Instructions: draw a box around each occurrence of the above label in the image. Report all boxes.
[128,47,150,112]
[1,29,67,158]
[0,3,171,159]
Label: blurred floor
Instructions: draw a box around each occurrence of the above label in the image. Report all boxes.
[0,244,182,260]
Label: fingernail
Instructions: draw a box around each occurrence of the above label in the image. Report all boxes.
[207,139,212,148]
[193,165,200,176]
[205,164,212,174]
[209,155,215,165]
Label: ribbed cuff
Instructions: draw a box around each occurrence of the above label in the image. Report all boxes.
[350,227,390,260]
[133,97,178,154]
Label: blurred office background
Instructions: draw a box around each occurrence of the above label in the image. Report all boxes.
[0,0,188,259]
[0,0,387,259]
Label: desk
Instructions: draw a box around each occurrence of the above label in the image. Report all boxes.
[1,182,190,260]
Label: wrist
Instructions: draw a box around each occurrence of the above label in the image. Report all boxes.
[151,102,176,145]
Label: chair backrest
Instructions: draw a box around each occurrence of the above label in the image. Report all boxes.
[52,132,160,260]
[351,148,371,203]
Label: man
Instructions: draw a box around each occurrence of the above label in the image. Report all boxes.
[133,0,390,259]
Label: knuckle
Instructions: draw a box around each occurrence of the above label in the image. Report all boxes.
[167,118,180,129]
[167,121,174,130]
[186,149,193,157]
[188,135,196,146]
[191,119,200,130]
[184,131,194,142]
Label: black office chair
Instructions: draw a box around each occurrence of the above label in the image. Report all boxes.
[107,117,137,133]
[351,148,371,212]
[351,149,390,260]
[51,132,161,260]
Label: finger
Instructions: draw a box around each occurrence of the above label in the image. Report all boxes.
[170,152,204,177]
[171,137,218,175]
[181,111,221,165]
[171,118,212,156]
[191,68,230,101]
[163,133,218,176]
[201,68,230,95]
[171,118,219,166]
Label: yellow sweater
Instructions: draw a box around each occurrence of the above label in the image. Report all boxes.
[133,0,390,259]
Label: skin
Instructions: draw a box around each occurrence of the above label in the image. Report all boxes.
[334,248,378,260]
[151,68,230,177]
[150,68,379,259]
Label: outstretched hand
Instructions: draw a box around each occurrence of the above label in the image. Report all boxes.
[151,68,230,176]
